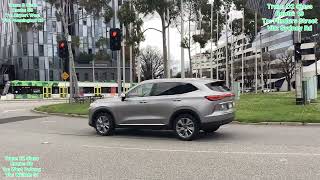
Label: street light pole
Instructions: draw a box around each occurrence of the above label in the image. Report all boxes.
[255,12,258,94]
[294,0,303,104]
[241,8,244,93]
[181,0,185,78]
[210,0,214,79]
[230,13,234,90]
[260,32,264,92]
[121,0,126,92]
[167,5,171,78]
[225,7,229,87]
[216,11,219,80]
[129,0,133,87]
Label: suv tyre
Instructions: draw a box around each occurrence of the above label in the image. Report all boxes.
[95,112,115,136]
[174,114,200,141]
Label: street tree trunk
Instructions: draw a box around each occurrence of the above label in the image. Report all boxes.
[286,78,291,91]
[160,15,168,78]
[61,1,79,98]
[188,6,192,78]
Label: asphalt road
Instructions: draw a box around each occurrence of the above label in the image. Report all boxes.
[0,101,320,180]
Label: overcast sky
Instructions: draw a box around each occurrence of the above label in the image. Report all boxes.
[140,10,243,74]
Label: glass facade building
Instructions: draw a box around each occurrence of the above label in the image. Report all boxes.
[0,0,130,84]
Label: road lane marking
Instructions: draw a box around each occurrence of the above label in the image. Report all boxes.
[1,109,27,113]
[41,121,56,123]
[82,145,320,157]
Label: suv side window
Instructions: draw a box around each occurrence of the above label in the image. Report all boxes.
[151,82,198,96]
[127,83,153,98]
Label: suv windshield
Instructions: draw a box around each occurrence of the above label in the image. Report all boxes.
[206,81,230,92]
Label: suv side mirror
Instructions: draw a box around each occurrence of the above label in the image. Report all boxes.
[120,93,126,101]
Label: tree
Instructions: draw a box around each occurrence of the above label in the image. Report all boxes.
[178,0,227,77]
[232,0,263,42]
[118,1,146,81]
[278,51,295,91]
[46,0,113,98]
[134,0,180,78]
[262,52,274,88]
[139,47,164,80]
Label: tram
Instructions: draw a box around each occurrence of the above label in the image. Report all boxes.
[4,80,135,99]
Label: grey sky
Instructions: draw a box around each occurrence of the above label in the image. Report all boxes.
[140,10,243,73]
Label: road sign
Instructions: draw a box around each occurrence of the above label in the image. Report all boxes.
[62,72,69,80]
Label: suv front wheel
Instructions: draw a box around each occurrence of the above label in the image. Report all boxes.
[95,112,115,136]
[174,114,200,141]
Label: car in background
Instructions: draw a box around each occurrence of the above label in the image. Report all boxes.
[89,78,235,140]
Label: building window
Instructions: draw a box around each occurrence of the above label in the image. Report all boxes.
[17,32,21,43]
[39,45,44,56]
[84,73,89,81]
[19,58,23,68]
[88,48,92,54]
[52,21,56,32]
[34,71,39,80]
[83,20,87,25]
[103,72,107,81]
[76,73,79,81]
[23,44,28,55]
[50,70,53,80]
[33,58,39,69]
[95,73,98,81]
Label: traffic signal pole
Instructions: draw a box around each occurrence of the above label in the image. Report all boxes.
[294,0,303,105]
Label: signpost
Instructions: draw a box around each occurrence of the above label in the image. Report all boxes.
[61,72,69,80]
[62,72,69,102]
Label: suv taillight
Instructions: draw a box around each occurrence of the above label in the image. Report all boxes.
[205,93,235,101]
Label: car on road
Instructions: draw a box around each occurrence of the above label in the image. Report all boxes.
[89,78,235,140]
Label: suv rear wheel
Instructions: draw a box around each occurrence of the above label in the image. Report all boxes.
[94,113,115,136]
[174,114,199,141]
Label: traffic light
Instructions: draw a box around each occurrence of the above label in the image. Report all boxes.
[58,40,68,59]
[109,28,122,51]
[294,43,302,62]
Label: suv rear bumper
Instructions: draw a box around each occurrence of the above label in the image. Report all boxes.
[201,109,234,128]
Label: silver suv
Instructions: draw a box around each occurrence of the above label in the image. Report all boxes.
[89,78,235,140]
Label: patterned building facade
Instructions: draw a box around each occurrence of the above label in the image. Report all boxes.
[0,0,129,84]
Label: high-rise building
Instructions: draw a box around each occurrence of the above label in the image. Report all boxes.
[192,0,319,90]
[0,0,131,85]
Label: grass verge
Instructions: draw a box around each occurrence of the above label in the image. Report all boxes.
[235,92,320,123]
[34,92,320,123]
[35,102,90,115]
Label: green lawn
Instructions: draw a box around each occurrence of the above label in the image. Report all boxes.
[35,102,90,115]
[236,92,320,123]
[35,92,320,123]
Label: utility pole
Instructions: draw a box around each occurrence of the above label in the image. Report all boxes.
[210,0,214,79]
[167,4,171,78]
[230,13,234,90]
[225,7,229,87]
[294,0,303,104]
[199,8,202,78]
[216,11,219,80]
[92,20,96,82]
[122,0,126,92]
[181,0,185,78]
[115,0,122,96]
[241,8,245,93]
[260,33,264,92]
[122,25,126,93]
[254,12,258,94]
[129,0,133,87]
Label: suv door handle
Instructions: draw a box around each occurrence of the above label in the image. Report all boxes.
[173,99,181,102]
[139,101,147,104]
